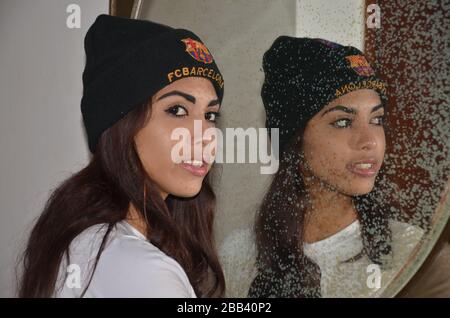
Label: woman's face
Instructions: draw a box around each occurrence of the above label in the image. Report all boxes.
[302,89,385,196]
[134,77,220,199]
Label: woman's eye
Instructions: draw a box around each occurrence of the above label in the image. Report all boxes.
[165,105,188,117]
[205,111,221,123]
[371,115,385,126]
[331,118,352,128]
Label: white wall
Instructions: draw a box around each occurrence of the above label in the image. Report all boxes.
[0,0,108,297]
[296,0,365,50]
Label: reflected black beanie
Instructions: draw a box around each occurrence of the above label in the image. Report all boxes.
[262,36,387,152]
[81,14,224,153]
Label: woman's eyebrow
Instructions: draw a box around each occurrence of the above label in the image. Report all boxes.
[370,104,384,113]
[321,105,356,117]
[157,90,196,103]
[208,99,220,107]
[321,104,384,117]
[157,90,219,107]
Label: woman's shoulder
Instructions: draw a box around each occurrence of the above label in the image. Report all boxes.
[57,221,196,297]
[389,219,425,246]
[67,223,113,259]
[388,219,425,267]
[93,222,195,297]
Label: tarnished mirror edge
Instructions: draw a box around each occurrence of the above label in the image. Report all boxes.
[129,0,450,298]
[378,177,450,296]
[394,178,450,297]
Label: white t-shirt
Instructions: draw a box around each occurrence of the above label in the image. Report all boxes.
[219,219,424,297]
[54,221,196,298]
[302,220,423,297]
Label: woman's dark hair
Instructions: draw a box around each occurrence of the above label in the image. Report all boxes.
[17,101,225,298]
[249,110,393,298]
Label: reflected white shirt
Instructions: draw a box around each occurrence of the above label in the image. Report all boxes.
[54,221,196,298]
[302,220,423,297]
[219,219,424,297]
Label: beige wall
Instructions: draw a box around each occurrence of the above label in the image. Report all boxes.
[0,0,109,297]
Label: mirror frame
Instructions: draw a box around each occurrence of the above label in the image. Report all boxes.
[396,186,450,296]
[109,0,135,18]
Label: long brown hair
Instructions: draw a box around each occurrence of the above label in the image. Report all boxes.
[249,123,393,298]
[17,101,225,298]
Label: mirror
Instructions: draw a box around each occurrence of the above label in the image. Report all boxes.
[129,0,450,297]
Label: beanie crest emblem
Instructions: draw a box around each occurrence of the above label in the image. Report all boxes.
[345,55,375,76]
[181,38,213,64]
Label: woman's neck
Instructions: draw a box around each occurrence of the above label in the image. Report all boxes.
[303,179,358,244]
[126,203,149,237]
[126,189,168,237]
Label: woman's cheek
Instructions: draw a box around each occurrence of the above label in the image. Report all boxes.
[157,126,206,196]
[309,139,349,183]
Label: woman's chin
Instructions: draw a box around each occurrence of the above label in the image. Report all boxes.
[333,178,376,196]
[344,183,375,196]
[169,183,203,198]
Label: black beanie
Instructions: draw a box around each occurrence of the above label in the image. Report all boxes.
[81,14,224,153]
[262,36,387,152]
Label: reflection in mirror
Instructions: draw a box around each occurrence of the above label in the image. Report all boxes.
[134,0,449,297]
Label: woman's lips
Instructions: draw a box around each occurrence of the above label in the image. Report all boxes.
[180,160,208,177]
[346,159,380,178]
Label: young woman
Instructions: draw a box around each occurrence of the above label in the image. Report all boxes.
[219,37,423,297]
[18,14,225,298]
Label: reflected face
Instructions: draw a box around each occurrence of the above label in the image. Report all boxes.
[134,77,220,198]
[302,89,386,196]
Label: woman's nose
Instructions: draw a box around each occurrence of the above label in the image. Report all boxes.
[188,118,215,147]
[356,127,378,151]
